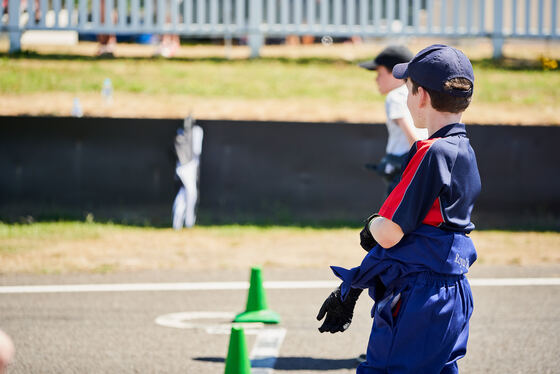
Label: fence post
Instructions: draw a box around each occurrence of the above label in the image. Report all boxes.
[8,0,22,53]
[248,0,263,58]
[492,0,504,59]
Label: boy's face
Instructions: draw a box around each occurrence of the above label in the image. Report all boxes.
[375,65,403,94]
[405,79,425,128]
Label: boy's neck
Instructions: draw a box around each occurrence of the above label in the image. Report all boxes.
[424,110,463,137]
[388,81,405,93]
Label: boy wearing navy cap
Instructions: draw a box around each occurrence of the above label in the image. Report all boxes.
[317,44,481,374]
[359,45,428,195]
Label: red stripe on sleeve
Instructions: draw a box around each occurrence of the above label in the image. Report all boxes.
[423,197,444,227]
[379,138,439,220]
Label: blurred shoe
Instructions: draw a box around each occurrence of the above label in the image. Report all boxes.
[96,45,115,58]
[356,353,367,364]
[154,43,178,58]
[364,163,378,172]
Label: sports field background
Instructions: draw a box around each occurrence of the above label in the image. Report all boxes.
[1,37,559,274]
[1,37,559,125]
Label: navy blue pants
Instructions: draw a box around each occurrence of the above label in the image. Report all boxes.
[357,273,473,374]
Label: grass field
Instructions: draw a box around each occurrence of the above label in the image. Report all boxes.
[1,222,559,274]
[2,54,558,103]
[1,40,559,124]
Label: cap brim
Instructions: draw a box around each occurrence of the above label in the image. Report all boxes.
[358,61,378,71]
[392,62,409,79]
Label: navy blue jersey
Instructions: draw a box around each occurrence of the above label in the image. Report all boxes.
[332,123,482,302]
[379,123,481,234]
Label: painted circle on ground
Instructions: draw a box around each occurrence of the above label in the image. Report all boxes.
[154,311,265,334]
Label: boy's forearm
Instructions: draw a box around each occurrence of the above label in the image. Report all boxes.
[369,216,404,249]
[394,117,419,147]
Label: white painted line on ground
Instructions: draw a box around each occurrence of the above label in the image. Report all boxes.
[1,278,560,294]
[0,281,337,294]
[469,278,560,286]
[250,328,286,374]
[0,282,250,294]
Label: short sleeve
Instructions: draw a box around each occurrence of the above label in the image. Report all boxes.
[378,139,451,234]
[386,90,408,120]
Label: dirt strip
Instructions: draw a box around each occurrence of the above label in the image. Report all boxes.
[1,91,558,125]
[1,228,559,274]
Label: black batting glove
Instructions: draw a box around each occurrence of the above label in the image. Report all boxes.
[360,214,380,252]
[364,163,378,172]
[316,286,363,333]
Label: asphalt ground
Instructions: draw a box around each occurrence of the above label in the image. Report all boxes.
[1,265,559,374]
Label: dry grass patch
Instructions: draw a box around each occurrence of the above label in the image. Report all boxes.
[0,224,362,273]
[470,231,560,265]
[0,92,388,123]
[2,91,560,125]
[1,223,559,274]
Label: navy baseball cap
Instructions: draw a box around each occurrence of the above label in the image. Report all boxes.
[359,45,414,71]
[392,44,474,97]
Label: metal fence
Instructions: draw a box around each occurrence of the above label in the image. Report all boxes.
[2,0,559,57]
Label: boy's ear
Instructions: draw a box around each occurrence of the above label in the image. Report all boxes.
[418,86,429,108]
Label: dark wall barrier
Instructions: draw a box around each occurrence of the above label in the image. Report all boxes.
[0,117,178,225]
[1,116,559,229]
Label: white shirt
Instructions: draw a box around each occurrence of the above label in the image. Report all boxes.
[384,84,428,155]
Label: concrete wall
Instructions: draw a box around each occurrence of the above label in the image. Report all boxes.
[1,116,559,229]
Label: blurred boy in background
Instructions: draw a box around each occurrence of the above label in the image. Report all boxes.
[360,45,428,195]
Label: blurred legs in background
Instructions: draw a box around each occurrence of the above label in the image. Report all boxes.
[97,34,117,57]
[285,35,300,45]
[155,33,180,58]
[97,0,117,57]
[153,0,181,58]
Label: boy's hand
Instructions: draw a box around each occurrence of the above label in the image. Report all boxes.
[317,286,363,333]
[360,214,380,251]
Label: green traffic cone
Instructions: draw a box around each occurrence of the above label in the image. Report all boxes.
[234,267,281,324]
[224,326,251,374]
